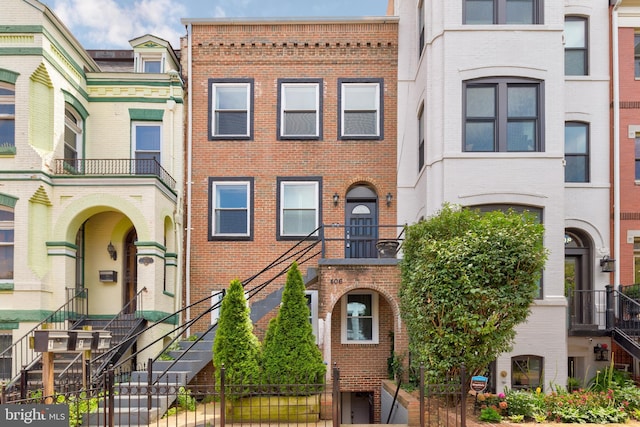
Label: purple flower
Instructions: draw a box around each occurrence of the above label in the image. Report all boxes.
[498,393,505,399]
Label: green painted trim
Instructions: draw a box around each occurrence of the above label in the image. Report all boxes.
[135,241,166,251]
[42,51,89,100]
[88,97,169,104]
[0,283,14,291]
[129,108,164,121]
[0,68,19,84]
[46,241,78,250]
[0,25,43,34]
[0,146,16,155]
[0,310,53,322]
[171,97,184,104]
[165,253,177,258]
[88,80,172,87]
[62,89,89,119]
[0,193,18,208]
[0,47,42,56]
[140,311,177,324]
[0,322,19,330]
[162,291,175,298]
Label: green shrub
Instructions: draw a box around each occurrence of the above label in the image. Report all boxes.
[213,279,261,391]
[505,389,538,418]
[261,262,326,388]
[479,407,502,422]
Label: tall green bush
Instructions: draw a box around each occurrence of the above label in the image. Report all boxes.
[261,262,326,385]
[213,279,261,388]
[399,204,548,382]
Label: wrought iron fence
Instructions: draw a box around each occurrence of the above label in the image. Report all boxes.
[1,363,471,427]
[53,158,176,191]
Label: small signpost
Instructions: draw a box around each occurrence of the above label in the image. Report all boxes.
[471,375,489,413]
[470,375,488,393]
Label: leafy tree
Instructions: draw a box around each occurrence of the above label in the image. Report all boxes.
[399,204,548,382]
[213,279,261,388]
[261,262,326,385]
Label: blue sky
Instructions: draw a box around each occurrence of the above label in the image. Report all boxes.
[39,0,390,50]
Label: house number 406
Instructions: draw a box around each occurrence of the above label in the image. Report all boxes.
[330,278,343,284]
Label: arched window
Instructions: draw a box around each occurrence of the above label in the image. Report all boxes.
[64,105,83,171]
[511,355,543,390]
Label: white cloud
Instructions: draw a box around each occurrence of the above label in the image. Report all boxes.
[48,0,186,49]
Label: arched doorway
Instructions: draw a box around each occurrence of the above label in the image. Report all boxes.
[565,229,593,326]
[345,185,378,258]
[123,229,138,313]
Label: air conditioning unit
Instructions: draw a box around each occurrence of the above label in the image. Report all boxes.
[99,270,117,282]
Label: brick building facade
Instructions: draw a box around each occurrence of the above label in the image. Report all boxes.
[181,17,404,423]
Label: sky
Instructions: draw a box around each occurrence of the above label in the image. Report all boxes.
[38,0,391,50]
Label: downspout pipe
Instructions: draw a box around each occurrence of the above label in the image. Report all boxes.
[185,23,193,334]
[612,0,621,288]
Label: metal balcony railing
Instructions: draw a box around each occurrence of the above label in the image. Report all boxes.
[52,158,176,191]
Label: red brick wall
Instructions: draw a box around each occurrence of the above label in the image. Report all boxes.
[616,27,640,284]
[182,19,401,420]
[183,19,398,320]
[321,263,407,423]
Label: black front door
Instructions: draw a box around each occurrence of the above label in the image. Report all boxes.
[345,201,378,258]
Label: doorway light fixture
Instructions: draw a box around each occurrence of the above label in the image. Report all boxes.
[386,192,393,207]
[600,255,615,273]
[107,241,117,261]
[333,193,340,206]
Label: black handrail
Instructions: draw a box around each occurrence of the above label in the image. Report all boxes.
[53,158,176,190]
[89,287,148,380]
[109,229,324,384]
[0,288,88,392]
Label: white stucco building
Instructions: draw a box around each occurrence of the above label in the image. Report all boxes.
[395,0,612,391]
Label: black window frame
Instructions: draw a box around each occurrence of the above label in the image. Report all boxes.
[635,34,640,79]
[564,121,590,183]
[418,104,425,172]
[276,176,322,241]
[0,333,11,380]
[463,0,543,25]
[338,78,384,141]
[564,16,588,76]
[208,78,254,141]
[277,78,323,140]
[208,177,254,241]
[418,0,425,57]
[463,76,544,153]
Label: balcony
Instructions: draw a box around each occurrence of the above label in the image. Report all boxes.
[52,158,176,191]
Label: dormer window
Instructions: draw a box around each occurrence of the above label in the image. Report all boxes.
[135,53,164,73]
[143,59,161,73]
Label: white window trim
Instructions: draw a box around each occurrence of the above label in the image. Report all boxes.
[341,291,379,344]
[131,121,162,161]
[0,206,14,283]
[280,82,320,138]
[306,290,319,344]
[0,83,15,147]
[341,83,381,137]
[135,52,165,73]
[64,107,83,160]
[211,82,251,138]
[211,181,251,237]
[279,180,320,237]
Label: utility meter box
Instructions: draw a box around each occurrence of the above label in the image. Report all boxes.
[68,330,94,351]
[33,330,70,353]
[92,330,112,350]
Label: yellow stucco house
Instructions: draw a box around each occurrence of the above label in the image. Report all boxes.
[0,0,185,385]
